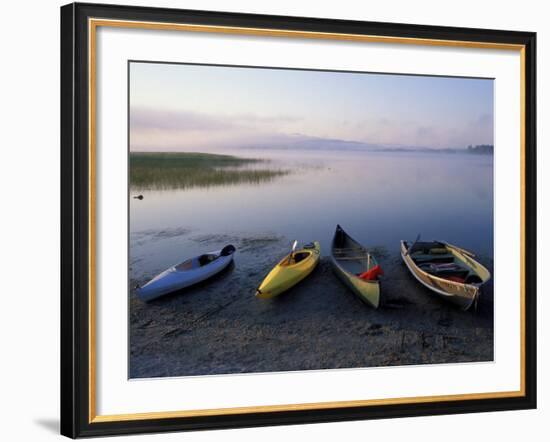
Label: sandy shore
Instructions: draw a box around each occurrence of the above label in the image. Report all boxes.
[129,231,493,378]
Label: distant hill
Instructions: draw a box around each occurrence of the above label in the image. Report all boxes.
[240,135,494,155]
[466,144,493,155]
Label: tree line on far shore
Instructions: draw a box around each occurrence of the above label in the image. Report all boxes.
[466,144,493,154]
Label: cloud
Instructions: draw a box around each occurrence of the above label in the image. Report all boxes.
[130,107,305,151]
[130,107,301,131]
[236,114,302,125]
[130,108,231,131]
[129,107,493,152]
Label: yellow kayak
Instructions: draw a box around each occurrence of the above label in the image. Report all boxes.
[256,241,320,299]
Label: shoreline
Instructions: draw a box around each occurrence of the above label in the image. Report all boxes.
[129,230,494,379]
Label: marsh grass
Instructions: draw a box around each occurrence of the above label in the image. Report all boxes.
[130,152,289,190]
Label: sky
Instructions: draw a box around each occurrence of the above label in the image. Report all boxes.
[129,61,494,152]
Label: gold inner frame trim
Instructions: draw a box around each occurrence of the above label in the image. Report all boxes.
[90,18,525,50]
[91,390,524,423]
[88,17,527,423]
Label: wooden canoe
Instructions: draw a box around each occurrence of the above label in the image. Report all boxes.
[330,225,381,308]
[400,239,491,310]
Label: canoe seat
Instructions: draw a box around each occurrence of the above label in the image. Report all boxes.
[335,255,370,260]
[418,262,469,278]
[334,247,367,253]
[430,247,448,255]
[408,241,446,254]
[412,253,454,264]
[429,269,469,279]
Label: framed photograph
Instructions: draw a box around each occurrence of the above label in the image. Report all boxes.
[60,2,537,438]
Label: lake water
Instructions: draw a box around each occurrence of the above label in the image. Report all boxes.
[129,149,493,281]
[130,149,493,276]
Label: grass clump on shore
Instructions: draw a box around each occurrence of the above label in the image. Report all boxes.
[130,152,288,190]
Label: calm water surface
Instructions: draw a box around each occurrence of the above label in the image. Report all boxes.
[129,149,493,279]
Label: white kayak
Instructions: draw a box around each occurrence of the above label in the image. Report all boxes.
[137,245,236,302]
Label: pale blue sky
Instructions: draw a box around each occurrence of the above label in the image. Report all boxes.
[130,62,494,151]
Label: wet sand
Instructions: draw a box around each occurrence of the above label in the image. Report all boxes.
[129,231,493,378]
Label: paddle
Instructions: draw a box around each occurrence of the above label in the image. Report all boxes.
[404,233,421,256]
[287,240,298,264]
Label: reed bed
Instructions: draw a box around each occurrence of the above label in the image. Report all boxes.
[130,152,288,190]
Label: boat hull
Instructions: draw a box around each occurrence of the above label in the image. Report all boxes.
[330,225,380,308]
[331,260,380,308]
[400,240,490,310]
[137,250,234,302]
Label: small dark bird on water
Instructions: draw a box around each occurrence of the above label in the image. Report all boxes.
[133,195,144,200]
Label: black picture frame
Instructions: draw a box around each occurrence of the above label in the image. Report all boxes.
[61,2,537,438]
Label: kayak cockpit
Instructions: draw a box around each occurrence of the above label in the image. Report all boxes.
[279,242,318,267]
[174,254,219,272]
[173,244,236,272]
[281,251,311,266]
